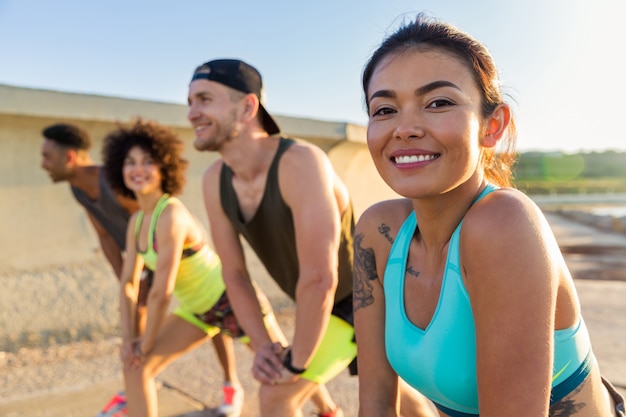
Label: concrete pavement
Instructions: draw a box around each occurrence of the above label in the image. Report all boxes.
[1,211,624,416]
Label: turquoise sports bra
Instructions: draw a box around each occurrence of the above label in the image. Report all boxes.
[384,184,593,416]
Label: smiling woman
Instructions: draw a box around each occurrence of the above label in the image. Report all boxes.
[100,119,284,417]
[353,12,625,417]
[103,121,188,200]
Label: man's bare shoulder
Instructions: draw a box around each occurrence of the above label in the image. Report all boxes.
[200,159,227,205]
[115,193,140,214]
[202,158,226,180]
[283,138,325,156]
[88,165,137,214]
[280,138,331,172]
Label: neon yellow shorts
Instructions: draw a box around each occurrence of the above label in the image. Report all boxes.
[174,286,274,345]
[300,315,357,384]
[174,306,280,345]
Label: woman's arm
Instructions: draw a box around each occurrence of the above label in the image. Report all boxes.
[464,190,557,417]
[138,202,187,356]
[119,213,145,367]
[354,205,401,417]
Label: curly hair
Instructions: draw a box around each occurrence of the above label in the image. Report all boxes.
[102,119,189,199]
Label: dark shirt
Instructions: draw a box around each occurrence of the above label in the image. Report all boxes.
[219,137,354,305]
[71,168,129,249]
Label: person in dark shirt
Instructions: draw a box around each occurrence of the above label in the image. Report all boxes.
[41,123,245,416]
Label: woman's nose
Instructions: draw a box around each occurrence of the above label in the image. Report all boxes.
[394,112,425,141]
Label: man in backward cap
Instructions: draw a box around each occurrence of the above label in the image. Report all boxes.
[188,58,353,417]
[188,59,436,417]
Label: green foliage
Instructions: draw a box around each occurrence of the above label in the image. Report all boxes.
[513,177,626,195]
[513,151,626,194]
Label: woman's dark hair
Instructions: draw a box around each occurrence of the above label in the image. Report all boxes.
[362,13,517,186]
[102,119,188,199]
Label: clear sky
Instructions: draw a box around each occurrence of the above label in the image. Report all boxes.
[1,0,623,152]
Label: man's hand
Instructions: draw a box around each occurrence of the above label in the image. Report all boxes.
[252,342,285,384]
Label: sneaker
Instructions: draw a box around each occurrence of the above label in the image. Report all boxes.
[95,391,127,417]
[215,384,244,417]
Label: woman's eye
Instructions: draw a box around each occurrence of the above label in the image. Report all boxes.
[428,99,453,108]
[371,106,396,117]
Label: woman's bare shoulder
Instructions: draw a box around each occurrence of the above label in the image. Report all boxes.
[356,198,413,247]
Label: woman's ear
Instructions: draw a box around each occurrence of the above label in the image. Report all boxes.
[482,104,511,148]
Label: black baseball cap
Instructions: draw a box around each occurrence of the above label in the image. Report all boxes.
[191,59,280,135]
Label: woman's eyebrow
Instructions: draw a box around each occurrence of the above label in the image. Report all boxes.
[415,80,461,96]
[369,89,395,102]
[369,80,461,103]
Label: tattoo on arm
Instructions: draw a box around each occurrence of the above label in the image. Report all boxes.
[548,383,586,416]
[378,223,393,243]
[353,233,378,312]
[406,266,420,277]
[378,222,419,277]
[548,400,585,417]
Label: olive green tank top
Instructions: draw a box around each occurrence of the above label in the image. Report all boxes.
[219,137,354,304]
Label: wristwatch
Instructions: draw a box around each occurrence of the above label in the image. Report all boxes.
[282,348,307,374]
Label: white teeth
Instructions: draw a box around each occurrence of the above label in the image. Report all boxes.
[394,154,437,164]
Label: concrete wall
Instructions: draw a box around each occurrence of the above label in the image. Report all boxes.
[0,84,398,351]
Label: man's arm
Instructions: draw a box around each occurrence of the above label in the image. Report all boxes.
[202,163,276,352]
[86,210,124,279]
[279,144,341,374]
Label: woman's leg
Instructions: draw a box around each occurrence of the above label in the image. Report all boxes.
[123,315,208,417]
